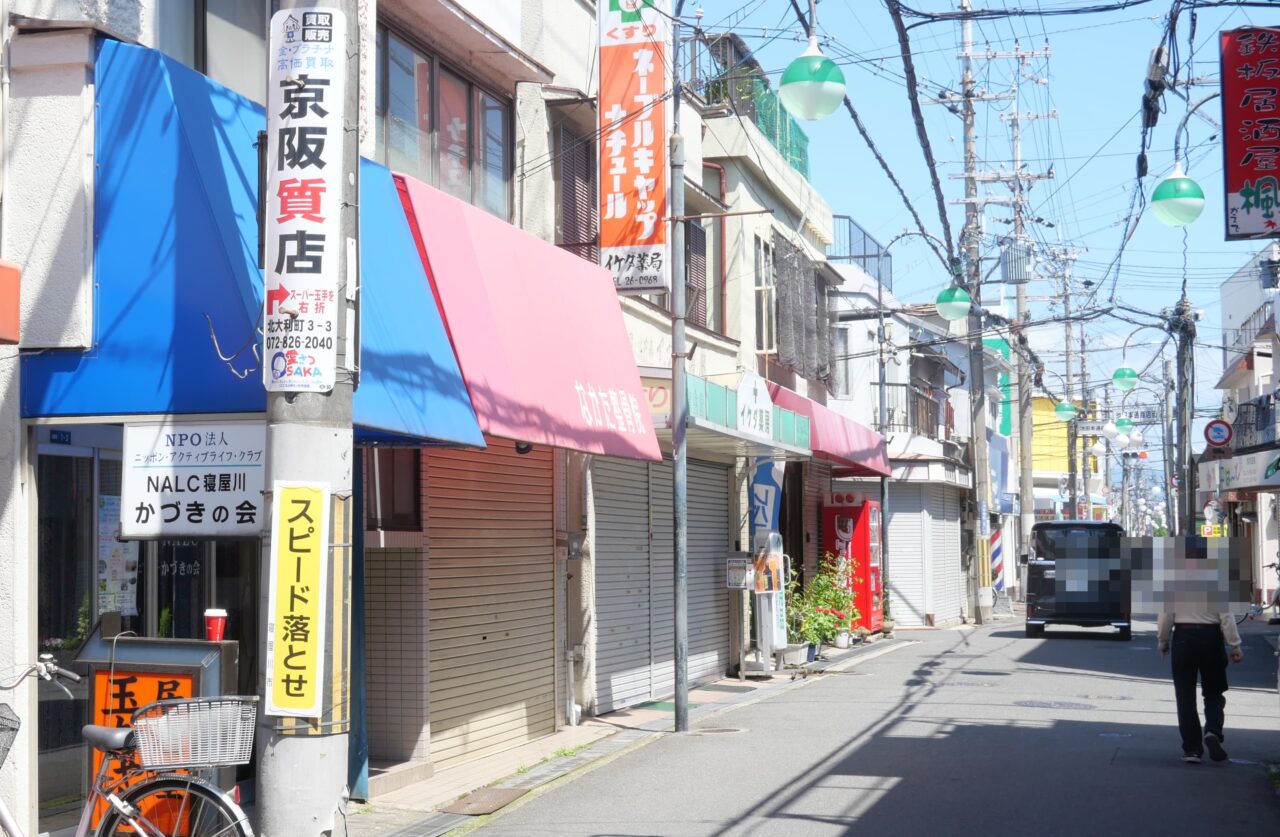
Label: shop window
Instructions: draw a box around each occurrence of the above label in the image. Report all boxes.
[375,25,513,219]
[755,235,777,354]
[366,448,422,531]
[154,0,268,104]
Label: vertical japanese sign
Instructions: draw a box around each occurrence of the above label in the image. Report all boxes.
[265,8,346,391]
[1222,27,1280,239]
[599,0,672,293]
[265,482,330,718]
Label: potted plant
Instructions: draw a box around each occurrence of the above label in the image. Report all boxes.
[881,575,895,635]
[788,554,859,656]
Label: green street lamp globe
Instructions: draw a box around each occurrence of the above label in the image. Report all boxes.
[1115,417,1135,435]
[1150,164,1206,227]
[934,286,972,321]
[1112,366,1139,392]
[1055,402,1077,422]
[779,36,846,121]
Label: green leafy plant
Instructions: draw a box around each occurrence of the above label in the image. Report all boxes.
[786,553,859,646]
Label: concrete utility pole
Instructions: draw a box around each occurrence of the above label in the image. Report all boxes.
[960,2,991,623]
[670,0,690,734]
[1063,271,1077,519]
[1163,358,1178,534]
[1174,297,1197,532]
[257,1,358,833]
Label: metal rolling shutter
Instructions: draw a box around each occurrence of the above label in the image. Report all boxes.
[929,484,961,624]
[686,460,730,684]
[648,460,676,700]
[943,488,963,623]
[886,484,927,627]
[426,439,556,769]
[803,460,831,576]
[592,458,653,714]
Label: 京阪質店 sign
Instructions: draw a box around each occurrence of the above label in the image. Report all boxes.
[1221,27,1280,240]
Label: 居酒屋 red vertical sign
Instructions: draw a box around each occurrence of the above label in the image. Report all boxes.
[265,8,346,391]
[599,0,672,293]
[1222,27,1280,240]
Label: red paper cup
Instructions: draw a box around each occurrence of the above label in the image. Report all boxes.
[204,608,228,642]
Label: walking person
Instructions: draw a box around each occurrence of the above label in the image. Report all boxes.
[1157,612,1244,763]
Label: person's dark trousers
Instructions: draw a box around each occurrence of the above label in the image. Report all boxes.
[1171,624,1229,756]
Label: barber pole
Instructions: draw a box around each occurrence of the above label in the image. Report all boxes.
[991,528,1004,594]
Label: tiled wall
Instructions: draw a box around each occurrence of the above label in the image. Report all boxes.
[365,546,430,761]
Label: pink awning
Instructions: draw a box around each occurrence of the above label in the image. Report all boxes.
[395,174,661,462]
[767,384,890,477]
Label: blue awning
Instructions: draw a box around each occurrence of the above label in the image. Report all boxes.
[21,39,482,448]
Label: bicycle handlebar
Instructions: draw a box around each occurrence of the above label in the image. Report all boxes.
[50,665,81,683]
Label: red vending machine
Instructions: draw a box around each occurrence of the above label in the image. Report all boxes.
[823,492,883,633]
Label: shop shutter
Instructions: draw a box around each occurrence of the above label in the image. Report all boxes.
[803,460,831,578]
[885,484,927,626]
[929,484,962,624]
[426,438,556,769]
[648,460,676,699]
[592,458,654,714]
[556,123,597,264]
[685,460,730,684]
[943,487,964,623]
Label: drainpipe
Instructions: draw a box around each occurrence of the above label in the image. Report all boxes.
[703,161,727,334]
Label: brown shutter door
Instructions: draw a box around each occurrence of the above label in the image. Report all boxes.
[556,123,598,264]
[426,438,556,769]
[687,221,708,329]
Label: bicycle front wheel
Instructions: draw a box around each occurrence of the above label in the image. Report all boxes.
[96,775,252,837]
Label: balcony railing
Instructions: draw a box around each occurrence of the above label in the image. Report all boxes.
[879,382,951,441]
[830,215,893,291]
[1233,394,1278,449]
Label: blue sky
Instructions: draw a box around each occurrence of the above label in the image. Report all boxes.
[694,0,1273,470]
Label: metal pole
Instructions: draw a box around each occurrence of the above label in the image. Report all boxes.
[961,1,989,624]
[877,267,891,607]
[1163,358,1178,534]
[1010,76,1035,571]
[258,2,358,833]
[670,0,689,734]
[1063,272,1078,518]
[1175,297,1197,532]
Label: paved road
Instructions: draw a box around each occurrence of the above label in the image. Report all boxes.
[469,620,1280,837]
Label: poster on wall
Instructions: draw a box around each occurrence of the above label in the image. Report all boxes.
[598,0,672,293]
[265,482,330,718]
[96,496,139,617]
[121,422,266,538]
[1221,27,1280,240]
[264,8,348,390]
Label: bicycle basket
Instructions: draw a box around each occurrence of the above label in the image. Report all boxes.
[0,704,18,770]
[131,696,257,769]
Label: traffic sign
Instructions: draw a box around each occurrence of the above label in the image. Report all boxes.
[1204,419,1233,448]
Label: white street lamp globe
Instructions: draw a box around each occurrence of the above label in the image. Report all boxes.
[1129,429,1145,447]
[1114,433,1130,449]
[1090,441,1106,457]
[778,37,847,121]
[1151,163,1206,227]
[1102,421,1119,440]
[1112,366,1139,392]
[934,286,972,321]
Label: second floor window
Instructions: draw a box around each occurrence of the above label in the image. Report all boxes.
[755,236,777,353]
[156,0,267,104]
[375,25,512,219]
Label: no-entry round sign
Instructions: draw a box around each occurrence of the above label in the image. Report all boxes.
[1204,419,1233,448]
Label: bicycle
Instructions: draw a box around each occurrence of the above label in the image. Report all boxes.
[0,655,256,837]
[1236,561,1280,625]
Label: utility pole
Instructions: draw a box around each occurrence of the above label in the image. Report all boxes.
[1079,324,1089,518]
[670,0,689,734]
[1063,270,1077,519]
[960,1,991,623]
[1163,358,1178,534]
[1174,297,1197,532]
[258,2,358,834]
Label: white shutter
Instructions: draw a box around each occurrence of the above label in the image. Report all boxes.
[648,460,676,700]
[886,484,927,626]
[592,458,654,714]
[426,439,556,769]
[929,484,962,624]
[943,487,963,622]
[686,461,730,684]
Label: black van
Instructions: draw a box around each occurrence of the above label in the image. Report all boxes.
[1024,520,1130,640]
